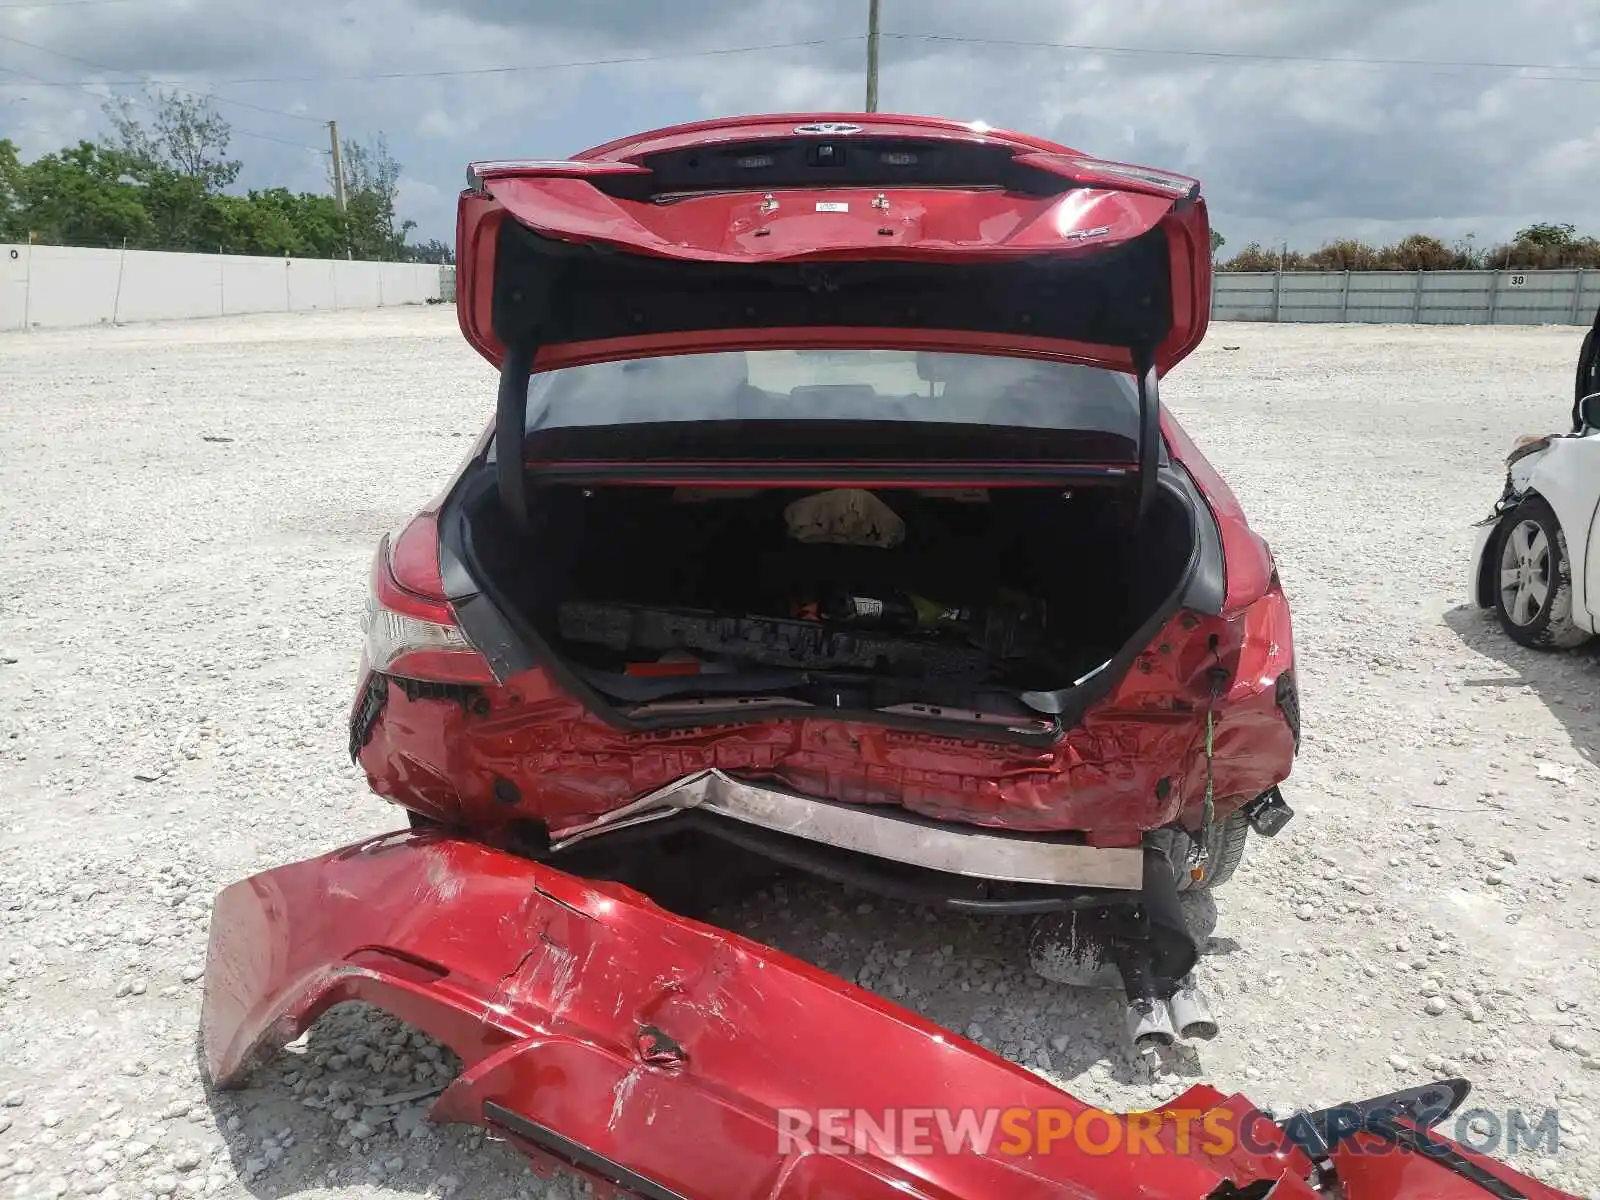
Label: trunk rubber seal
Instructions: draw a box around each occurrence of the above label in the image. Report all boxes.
[513,460,1145,487]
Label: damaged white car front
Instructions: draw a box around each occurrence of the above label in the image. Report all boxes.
[1469,312,1600,650]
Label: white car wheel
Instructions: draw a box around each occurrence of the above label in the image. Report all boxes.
[1493,498,1591,650]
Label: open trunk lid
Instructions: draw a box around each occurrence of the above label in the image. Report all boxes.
[455,114,1212,531]
[456,114,1211,380]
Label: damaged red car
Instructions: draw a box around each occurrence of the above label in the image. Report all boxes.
[200,114,1570,1198]
[352,112,1301,1047]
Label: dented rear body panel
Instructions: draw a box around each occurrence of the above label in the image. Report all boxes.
[355,575,1295,845]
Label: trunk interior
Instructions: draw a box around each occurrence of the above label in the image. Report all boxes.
[462,480,1196,720]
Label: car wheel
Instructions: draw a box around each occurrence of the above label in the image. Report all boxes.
[1187,810,1249,891]
[1493,498,1592,650]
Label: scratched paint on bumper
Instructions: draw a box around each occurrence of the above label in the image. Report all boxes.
[201,834,1576,1200]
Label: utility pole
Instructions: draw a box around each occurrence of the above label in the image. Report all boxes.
[328,119,352,261]
[865,0,881,112]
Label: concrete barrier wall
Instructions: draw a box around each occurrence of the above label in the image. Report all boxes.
[1214,268,1598,325]
[0,243,448,332]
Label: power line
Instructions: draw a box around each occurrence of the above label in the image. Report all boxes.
[0,31,327,121]
[0,36,861,87]
[0,63,326,151]
[214,36,856,83]
[884,32,1600,80]
[4,28,1595,93]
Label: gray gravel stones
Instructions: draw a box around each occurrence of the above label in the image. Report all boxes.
[1553,1031,1592,1056]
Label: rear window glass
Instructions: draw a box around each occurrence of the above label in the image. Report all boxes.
[524,349,1138,438]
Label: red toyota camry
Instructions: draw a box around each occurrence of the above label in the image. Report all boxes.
[351,112,1298,1020]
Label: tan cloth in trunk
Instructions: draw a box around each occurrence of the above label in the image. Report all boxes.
[783,488,905,549]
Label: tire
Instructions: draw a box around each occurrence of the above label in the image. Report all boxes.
[1187,810,1249,891]
[1492,497,1592,650]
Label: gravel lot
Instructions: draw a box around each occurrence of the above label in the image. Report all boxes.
[1,309,1598,1199]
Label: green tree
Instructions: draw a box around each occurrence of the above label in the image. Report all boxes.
[238,188,346,257]
[0,138,26,241]
[1220,242,1303,272]
[1451,233,1486,270]
[1210,229,1225,258]
[137,168,214,250]
[1379,234,1458,271]
[103,89,241,193]
[4,126,433,258]
[200,192,305,256]
[399,237,454,265]
[99,90,248,252]
[1514,222,1577,248]
[9,142,154,247]
[333,132,415,260]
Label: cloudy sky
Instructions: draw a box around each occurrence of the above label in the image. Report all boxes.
[2,0,1598,253]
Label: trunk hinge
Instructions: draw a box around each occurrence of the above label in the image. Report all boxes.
[496,341,538,528]
[1133,347,1161,523]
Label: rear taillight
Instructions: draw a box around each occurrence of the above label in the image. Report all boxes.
[362,515,495,685]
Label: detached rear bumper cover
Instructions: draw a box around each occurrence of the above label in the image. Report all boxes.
[202,835,1573,1200]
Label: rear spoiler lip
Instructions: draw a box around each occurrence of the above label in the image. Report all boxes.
[465,150,1198,203]
[466,159,650,193]
[575,112,1070,160]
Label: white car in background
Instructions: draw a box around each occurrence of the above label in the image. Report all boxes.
[1470,307,1600,649]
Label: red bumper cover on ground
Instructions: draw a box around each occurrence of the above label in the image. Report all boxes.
[202,833,1571,1199]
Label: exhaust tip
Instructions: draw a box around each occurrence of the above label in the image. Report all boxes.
[1126,998,1176,1049]
[1167,974,1219,1041]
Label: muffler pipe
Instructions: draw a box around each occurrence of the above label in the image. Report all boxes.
[1166,973,1218,1041]
[1126,997,1176,1049]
